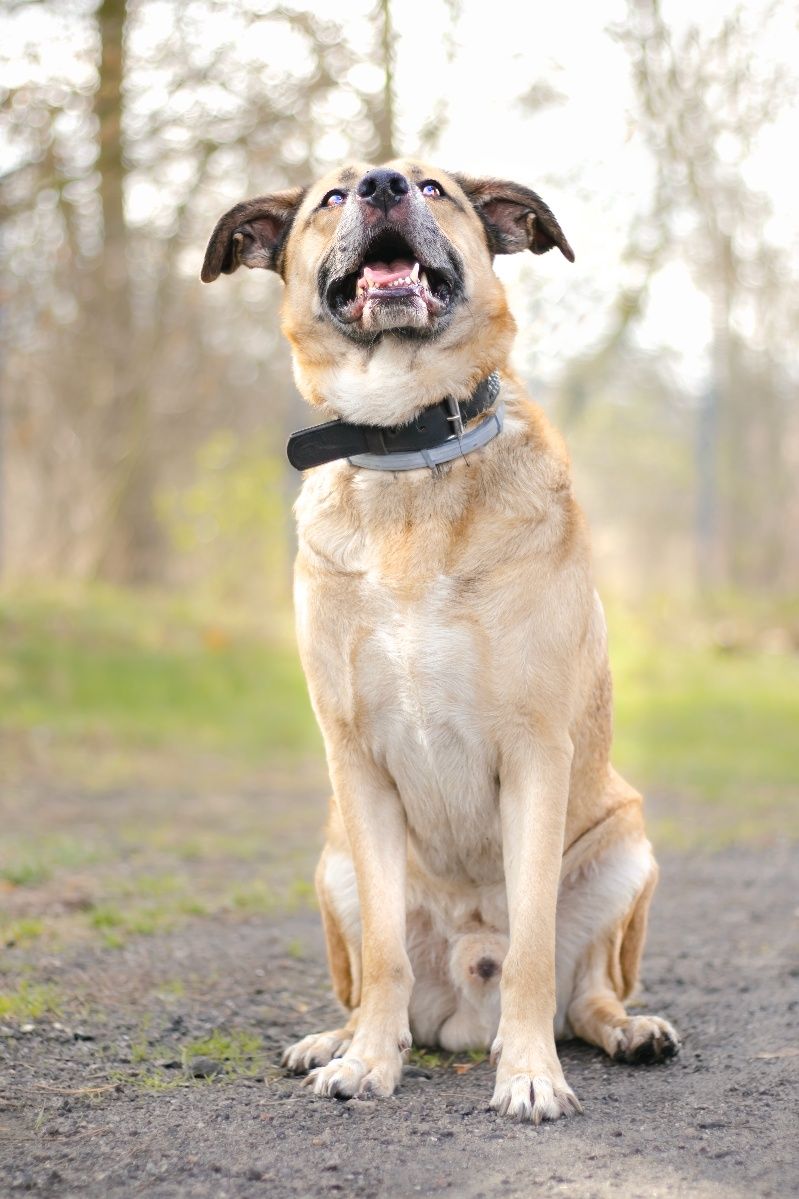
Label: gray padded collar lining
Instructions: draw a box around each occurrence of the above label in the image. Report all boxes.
[348,401,505,471]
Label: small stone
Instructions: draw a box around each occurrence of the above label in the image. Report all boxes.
[186,1056,224,1078]
[20,1024,35,1034]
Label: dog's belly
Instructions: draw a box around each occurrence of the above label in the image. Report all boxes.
[357,583,503,885]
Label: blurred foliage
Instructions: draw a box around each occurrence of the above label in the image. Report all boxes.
[0,3,796,856]
[157,432,292,613]
[1,0,797,595]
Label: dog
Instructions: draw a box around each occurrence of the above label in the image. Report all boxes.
[201,160,680,1123]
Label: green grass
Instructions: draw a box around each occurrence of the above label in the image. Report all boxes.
[182,1028,263,1076]
[121,1027,265,1092]
[0,838,107,888]
[608,603,799,816]
[0,585,319,760]
[0,981,62,1021]
[84,886,210,947]
[0,585,797,843]
[1,918,46,947]
[0,860,51,887]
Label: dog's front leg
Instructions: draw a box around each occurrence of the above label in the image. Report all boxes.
[491,733,582,1123]
[306,751,412,1100]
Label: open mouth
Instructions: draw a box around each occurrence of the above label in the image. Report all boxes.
[326,230,455,327]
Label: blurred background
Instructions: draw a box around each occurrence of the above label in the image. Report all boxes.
[1,0,798,944]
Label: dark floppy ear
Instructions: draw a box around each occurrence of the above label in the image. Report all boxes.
[200,187,306,282]
[453,176,575,262]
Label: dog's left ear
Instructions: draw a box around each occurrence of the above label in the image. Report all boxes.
[201,188,305,282]
[454,176,575,263]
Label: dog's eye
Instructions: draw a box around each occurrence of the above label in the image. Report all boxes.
[322,190,347,208]
[420,181,443,198]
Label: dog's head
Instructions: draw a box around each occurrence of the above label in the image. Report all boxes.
[202,161,573,417]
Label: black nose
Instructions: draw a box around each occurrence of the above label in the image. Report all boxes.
[356,168,409,214]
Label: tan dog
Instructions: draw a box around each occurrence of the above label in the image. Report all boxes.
[202,160,679,1123]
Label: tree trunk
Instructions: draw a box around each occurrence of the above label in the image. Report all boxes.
[89,0,161,582]
[372,0,396,161]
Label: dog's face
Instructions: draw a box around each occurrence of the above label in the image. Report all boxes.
[202,161,573,413]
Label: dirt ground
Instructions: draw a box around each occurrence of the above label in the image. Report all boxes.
[1,779,797,1199]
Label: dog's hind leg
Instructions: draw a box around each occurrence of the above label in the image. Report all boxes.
[282,842,362,1074]
[558,835,680,1064]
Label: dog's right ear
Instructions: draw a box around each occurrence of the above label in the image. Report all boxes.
[453,176,574,263]
[200,188,305,282]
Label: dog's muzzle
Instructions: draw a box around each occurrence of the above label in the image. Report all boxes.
[319,172,463,340]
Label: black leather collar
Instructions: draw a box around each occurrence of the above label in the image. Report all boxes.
[286,373,501,471]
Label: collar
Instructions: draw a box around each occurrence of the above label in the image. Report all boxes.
[286,372,502,472]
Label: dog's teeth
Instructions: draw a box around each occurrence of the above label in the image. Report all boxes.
[411,263,420,281]
[420,271,429,290]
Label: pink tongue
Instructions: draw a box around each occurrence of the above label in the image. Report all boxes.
[361,258,416,286]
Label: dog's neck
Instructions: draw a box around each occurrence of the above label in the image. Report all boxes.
[292,330,513,429]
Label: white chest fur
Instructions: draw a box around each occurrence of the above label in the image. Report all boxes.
[295,556,503,886]
[357,574,502,883]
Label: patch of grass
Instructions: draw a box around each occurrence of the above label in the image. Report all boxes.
[0,838,106,888]
[84,869,214,945]
[1,585,796,849]
[87,904,126,930]
[156,979,185,998]
[227,880,276,913]
[87,902,177,941]
[0,585,320,761]
[607,601,799,842]
[182,1028,263,1078]
[409,1047,487,1072]
[135,1071,184,1091]
[2,917,46,947]
[286,877,317,909]
[285,937,305,959]
[101,930,126,950]
[0,981,62,1021]
[410,1047,448,1069]
[0,860,51,887]
[119,873,184,898]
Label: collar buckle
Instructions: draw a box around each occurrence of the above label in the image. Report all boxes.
[444,395,464,439]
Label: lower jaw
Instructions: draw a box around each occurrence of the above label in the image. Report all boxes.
[361,297,432,332]
[327,298,452,340]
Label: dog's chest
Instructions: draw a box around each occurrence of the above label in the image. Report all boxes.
[351,575,503,882]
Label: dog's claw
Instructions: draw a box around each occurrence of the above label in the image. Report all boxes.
[612,1016,681,1066]
[490,1071,581,1124]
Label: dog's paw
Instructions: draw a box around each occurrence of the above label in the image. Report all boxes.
[611,1015,680,1065]
[490,1070,582,1124]
[281,1029,353,1074]
[305,1051,402,1100]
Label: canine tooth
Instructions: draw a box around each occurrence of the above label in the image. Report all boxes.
[420,271,429,290]
[411,263,420,281]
